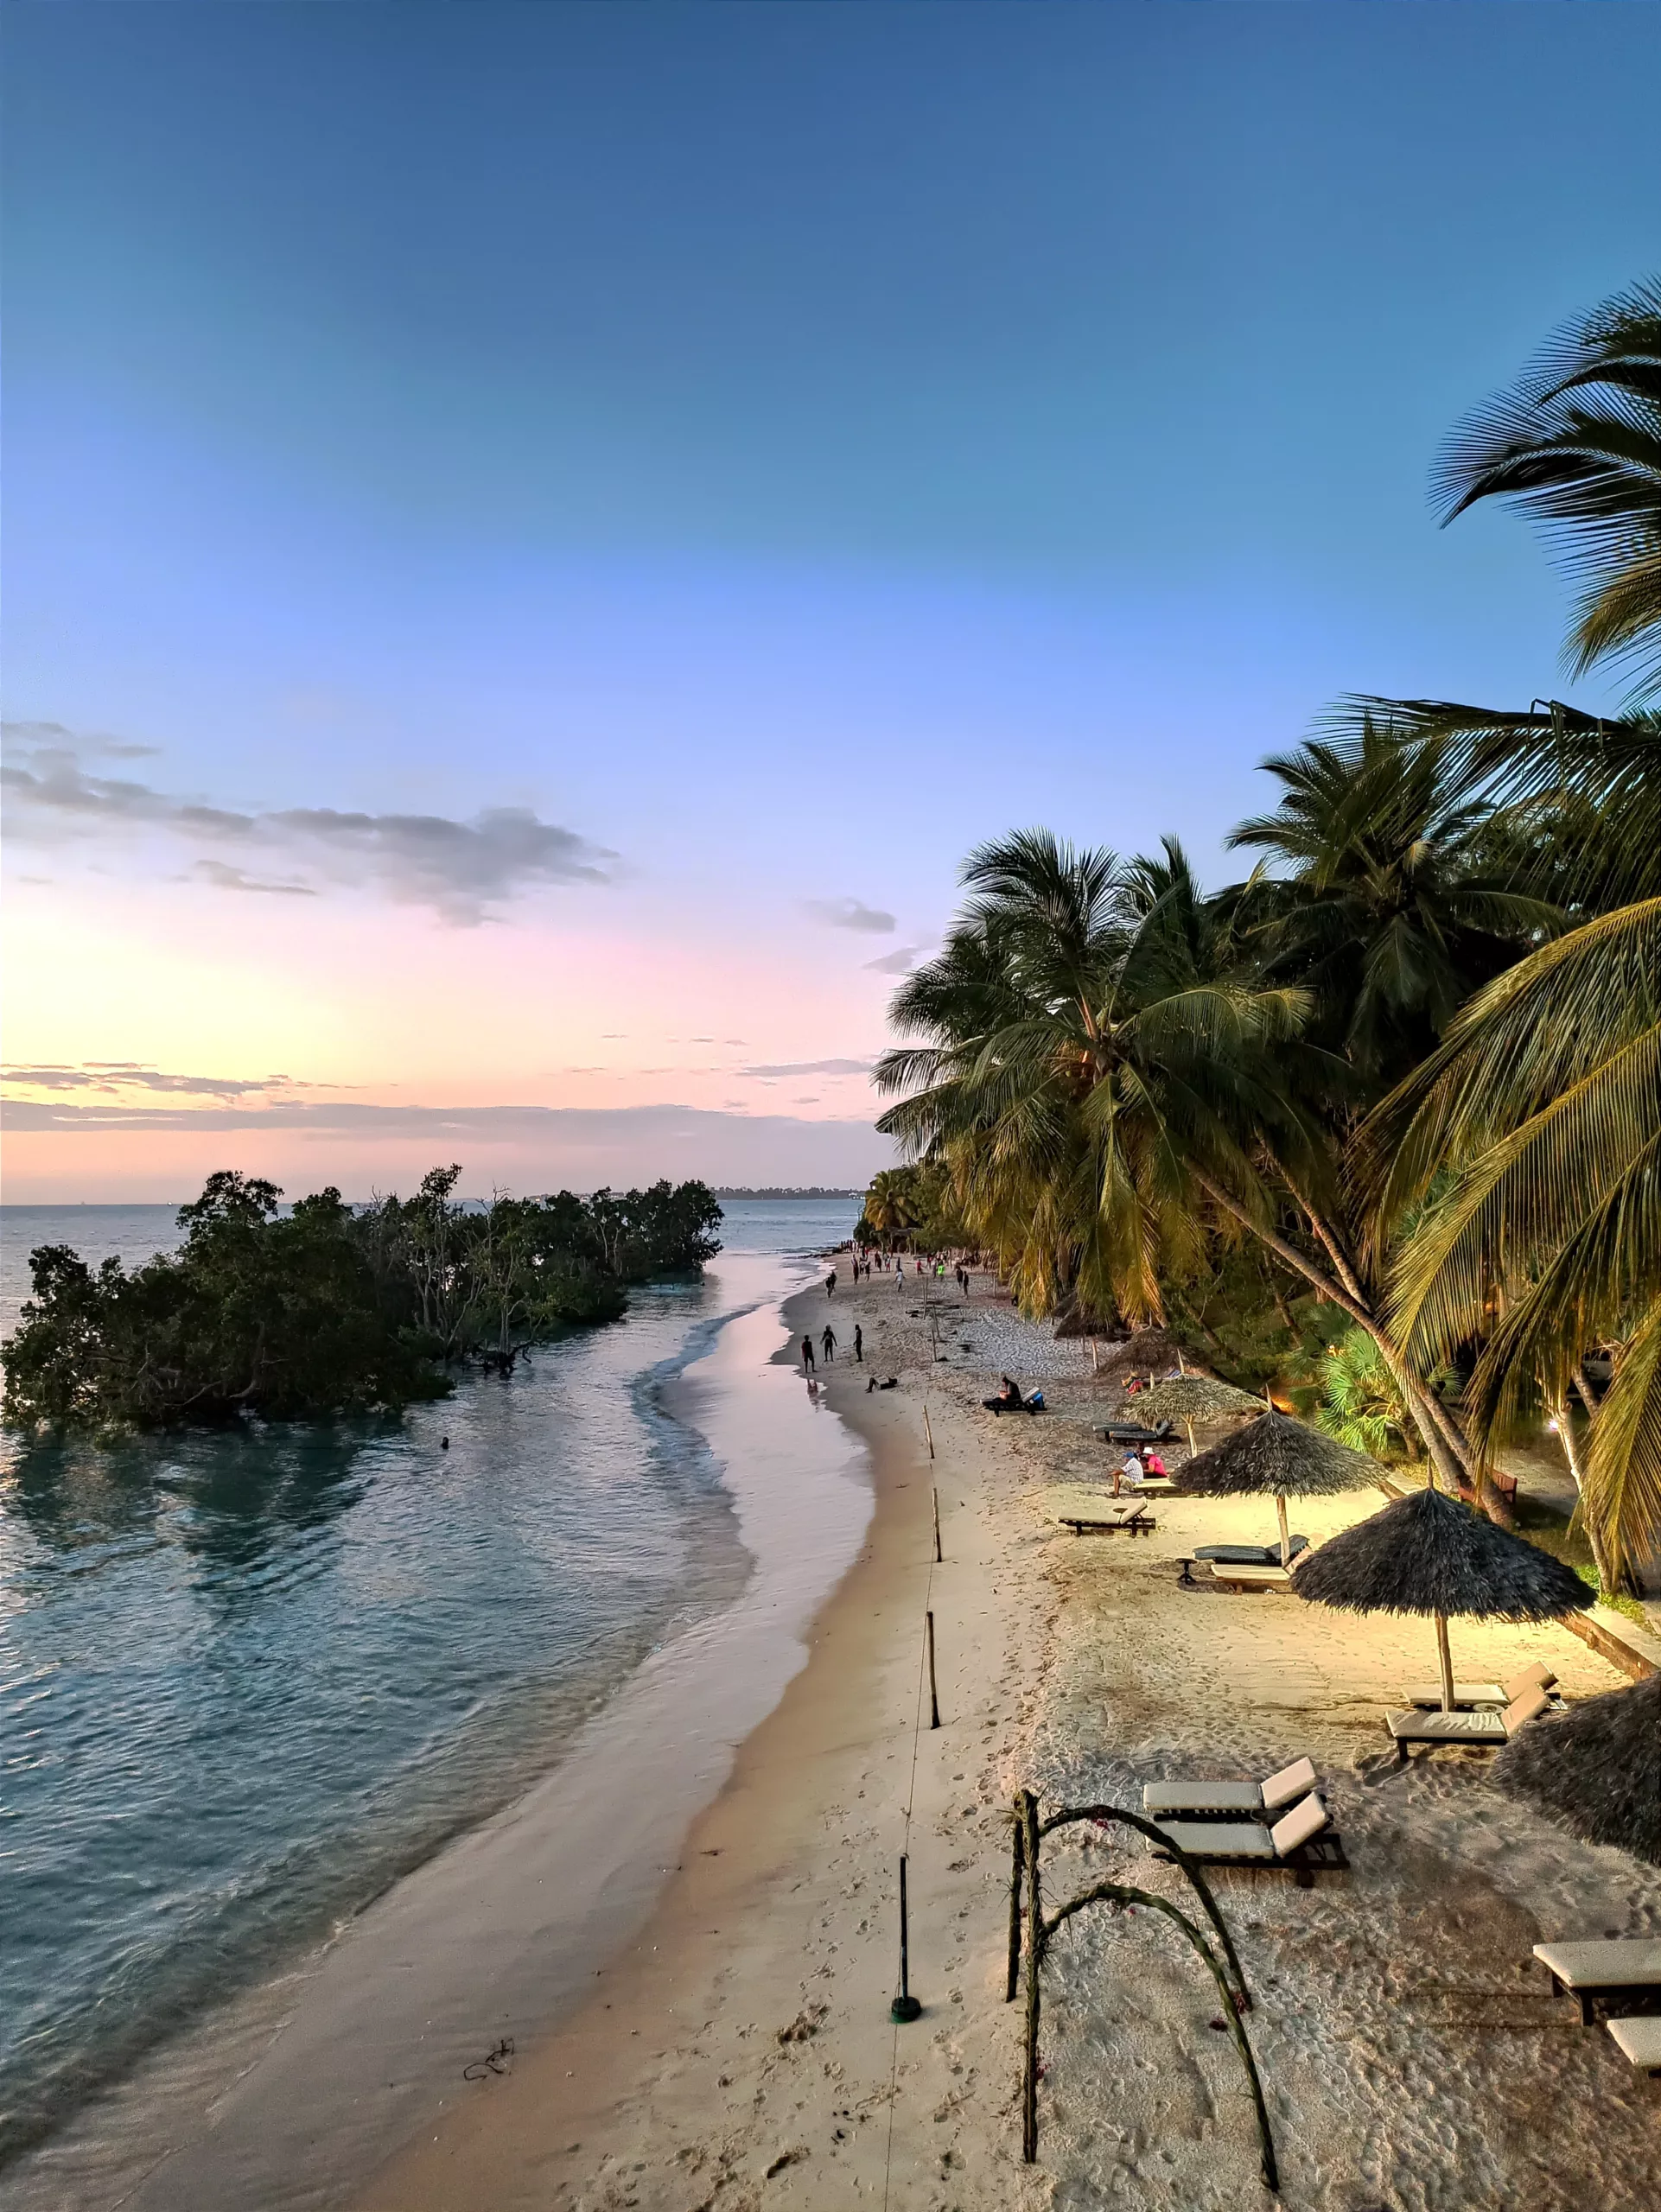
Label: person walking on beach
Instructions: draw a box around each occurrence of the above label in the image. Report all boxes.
[821,1323,837,1363]
[826,1269,837,1297]
[801,1333,816,1375]
[853,1324,862,1363]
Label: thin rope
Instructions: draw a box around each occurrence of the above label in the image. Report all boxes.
[881,1357,940,2212]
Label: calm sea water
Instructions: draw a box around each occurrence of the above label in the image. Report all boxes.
[0,1198,858,2171]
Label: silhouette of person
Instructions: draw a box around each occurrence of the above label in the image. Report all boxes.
[822,1324,837,1362]
[853,1324,863,1363]
[801,1334,816,1373]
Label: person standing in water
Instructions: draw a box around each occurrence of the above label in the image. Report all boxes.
[821,1323,837,1363]
[853,1324,863,1363]
[801,1333,816,1374]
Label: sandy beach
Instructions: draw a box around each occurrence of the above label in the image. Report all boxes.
[347,1265,1661,2212]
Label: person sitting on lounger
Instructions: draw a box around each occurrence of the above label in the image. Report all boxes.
[984,1376,1025,1414]
[1143,1448,1168,1478]
[1113,1448,1145,1497]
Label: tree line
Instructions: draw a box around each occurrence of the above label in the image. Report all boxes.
[869,276,1661,1587]
[3,1167,722,1428]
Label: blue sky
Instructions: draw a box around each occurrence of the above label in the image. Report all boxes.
[3,2,1658,1197]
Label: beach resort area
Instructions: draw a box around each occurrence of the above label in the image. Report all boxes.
[360,1266,1660,2212]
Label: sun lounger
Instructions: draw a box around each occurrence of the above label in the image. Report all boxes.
[1209,1561,1294,1590]
[1404,1661,1556,1710]
[1059,1507,1155,1537]
[1607,2017,1661,2074]
[1195,1538,1308,1566]
[1386,1682,1550,1761]
[1533,1938,1661,2024]
[1142,1757,1316,1819]
[1151,1792,1343,1886]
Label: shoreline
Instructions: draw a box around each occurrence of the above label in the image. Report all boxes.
[351,1271,1054,2211]
[3,1253,875,2212]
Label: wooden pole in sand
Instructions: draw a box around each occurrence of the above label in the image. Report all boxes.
[890,1854,922,2022]
[932,1486,943,1564]
[1021,1790,1043,2163]
[1276,1493,1292,1570]
[923,1404,935,1460]
[1435,1611,1456,1713]
[926,1610,941,1728]
[1006,1802,1025,2001]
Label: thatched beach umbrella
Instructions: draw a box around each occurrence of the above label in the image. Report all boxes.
[1119,1374,1265,1430]
[1492,1675,1661,1866]
[1174,1409,1382,1565]
[1292,1486,1588,1712]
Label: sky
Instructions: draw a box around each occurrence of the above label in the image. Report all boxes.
[3,2,1658,1201]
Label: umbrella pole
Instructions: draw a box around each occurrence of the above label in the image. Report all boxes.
[1276,1494,1292,1570]
[1435,1612,1455,1713]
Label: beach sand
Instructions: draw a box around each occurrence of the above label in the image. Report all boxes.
[353,1268,1661,2212]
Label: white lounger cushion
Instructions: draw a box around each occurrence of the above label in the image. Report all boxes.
[1262,1756,1318,1810]
[1209,1562,1293,1588]
[1156,1818,1279,1859]
[1388,1683,1550,1743]
[1405,1662,1557,1710]
[1607,2017,1661,2071]
[1141,1756,1316,1818]
[1533,1939,1661,1991]
[1143,1778,1264,1815]
[1155,1794,1328,1863]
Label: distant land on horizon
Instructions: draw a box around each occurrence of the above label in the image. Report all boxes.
[710,1187,862,1201]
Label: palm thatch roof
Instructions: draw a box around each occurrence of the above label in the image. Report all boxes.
[1492,1675,1661,1866]
[1291,1485,1590,1621]
[1116,1374,1264,1424]
[1174,1410,1383,1499]
[1096,1326,1184,1374]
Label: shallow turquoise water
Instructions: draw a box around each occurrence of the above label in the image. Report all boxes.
[0,1198,856,2167]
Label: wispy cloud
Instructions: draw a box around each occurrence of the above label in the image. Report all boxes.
[739,1058,874,1079]
[803,897,896,934]
[3,1064,318,1099]
[1,724,615,924]
[863,943,932,976]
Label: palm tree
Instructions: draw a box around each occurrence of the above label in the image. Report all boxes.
[1434,275,1661,705]
[1352,282,1661,1577]
[875,831,1482,1494]
[861,1169,918,1242]
[1227,720,1560,1083]
[1360,898,1661,1581]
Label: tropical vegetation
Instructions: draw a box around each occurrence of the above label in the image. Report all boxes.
[3,1168,722,1429]
[868,277,1661,1584]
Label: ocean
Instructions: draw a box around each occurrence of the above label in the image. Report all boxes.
[0,1196,862,2195]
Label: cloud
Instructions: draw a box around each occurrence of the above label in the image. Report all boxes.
[194,860,317,897]
[863,943,932,976]
[803,897,896,935]
[739,1058,874,1079]
[3,1063,310,1099]
[1,724,614,924]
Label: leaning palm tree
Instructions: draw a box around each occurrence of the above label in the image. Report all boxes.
[1434,275,1661,707]
[1349,284,1661,1581]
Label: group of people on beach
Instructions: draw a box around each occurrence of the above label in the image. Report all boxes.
[800,1322,861,1374]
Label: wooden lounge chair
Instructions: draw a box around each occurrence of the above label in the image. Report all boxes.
[1403,1660,1556,1710]
[1195,1538,1308,1566]
[1058,1506,1155,1537]
[1209,1561,1294,1591]
[1386,1682,1550,1761]
[1607,2018,1661,2075]
[1533,1938,1661,2024]
[1150,1791,1343,1887]
[1142,1756,1316,1820]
